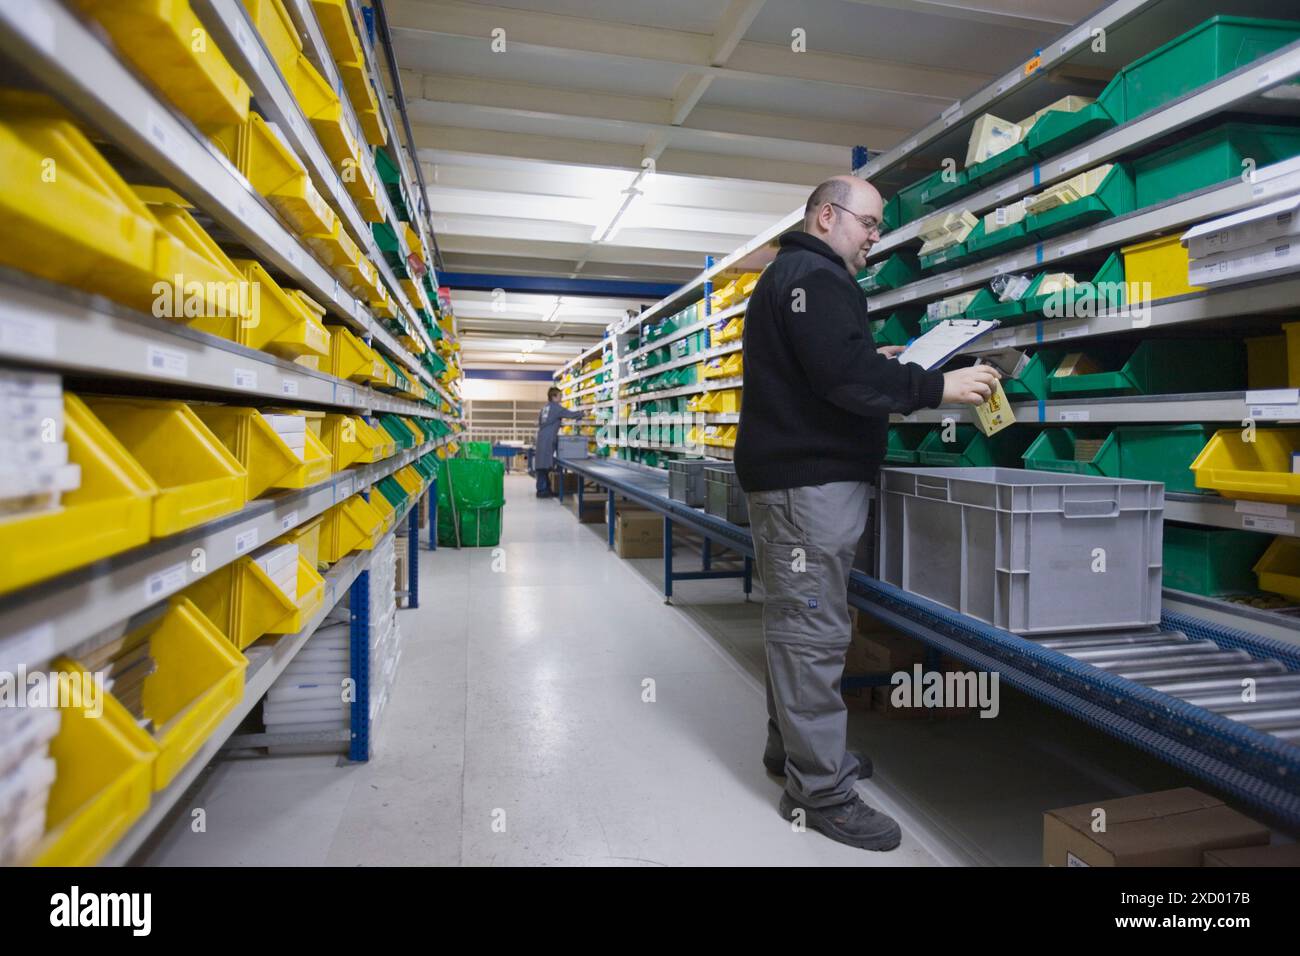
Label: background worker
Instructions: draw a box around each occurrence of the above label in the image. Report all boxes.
[534,386,585,497]
[734,175,1000,852]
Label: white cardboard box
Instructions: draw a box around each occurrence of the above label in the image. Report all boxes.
[1182,194,1300,259]
[1188,236,1299,288]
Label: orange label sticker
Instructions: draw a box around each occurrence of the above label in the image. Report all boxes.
[1024,55,1042,76]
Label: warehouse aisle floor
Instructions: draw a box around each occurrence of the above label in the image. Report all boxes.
[139,473,1196,867]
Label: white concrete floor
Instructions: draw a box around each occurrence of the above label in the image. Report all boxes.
[138,473,1197,866]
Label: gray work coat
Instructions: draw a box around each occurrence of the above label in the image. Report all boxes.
[534,400,584,469]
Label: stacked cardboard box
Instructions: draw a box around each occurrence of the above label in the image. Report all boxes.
[0,371,79,517]
[0,706,60,865]
[610,504,663,559]
[1184,194,1300,288]
[81,624,157,728]
[252,541,298,601]
[262,412,306,461]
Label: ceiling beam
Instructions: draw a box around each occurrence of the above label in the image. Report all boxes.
[409,124,848,185]
[838,0,1081,32]
[387,0,992,101]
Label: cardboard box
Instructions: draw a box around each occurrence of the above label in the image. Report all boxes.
[966,113,1024,167]
[615,510,663,558]
[567,494,605,524]
[1188,236,1299,289]
[548,471,581,495]
[983,198,1027,234]
[1053,351,1102,378]
[973,376,1014,437]
[1182,193,1300,260]
[1203,843,1300,867]
[1042,788,1270,867]
[1018,95,1094,132]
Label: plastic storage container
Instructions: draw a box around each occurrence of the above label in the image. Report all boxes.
[35,660,156,866]
[1254,536,1300,601]
[870,311,920,347]
[704,465,747,525]
[319,494,383,562]
[885,425,932,465]
[234,261,331,360]
[1162,524,1272,596]
[1133,123,1300,209]
[1021,424,1212,494]
[277,515,323,571]
[876,466,1164,635]
[184,549,326,651]
[1191,427,1300,503]
[916,424,1030,468]
[0,395,155,595]
[1046,339,1243,397]
[1025,164,1135,239]
[668,459,712,507]
[857,252,921,294]
[1121,235,1203,301]
[193,406,333,498]
[85,397,247,536]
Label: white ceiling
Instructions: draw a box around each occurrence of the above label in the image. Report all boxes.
[389,0,1099,366]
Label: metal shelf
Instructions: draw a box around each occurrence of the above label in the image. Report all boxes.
[0,0,434,386]
[1165,492,1299,539]
[868,40,1300,260]
[558,338,609,377]
[622,300,745,363]
[868,156,1300,312]
[623,375,743,403]
[893,391,1272,425]
[0,272,444,419]
[0,437,449,672]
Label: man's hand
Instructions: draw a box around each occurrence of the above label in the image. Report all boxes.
[942,365,1001,405]
[876,345,906,359]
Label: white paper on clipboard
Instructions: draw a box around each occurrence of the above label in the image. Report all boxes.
[897,320,1001,370]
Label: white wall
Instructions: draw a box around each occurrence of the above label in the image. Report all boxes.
[461,378,551,402]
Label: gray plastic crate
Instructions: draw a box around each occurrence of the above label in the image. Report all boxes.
[704,466,748,525]
[557,435,589,460]
[668,459,715,507]
[877,467,1163,635]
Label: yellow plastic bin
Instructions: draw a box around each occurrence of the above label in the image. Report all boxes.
[1246,334,1289,388]
[714,388,742,413]
[1121,235,1204,301]
[72,0,249,129]
[370,488,397,534]
[193,405,332,498]
[356,416,394,460]
[1254,537,1300,601]
[311,0,367,71]
[330,326,387,384]
[84,397,247,536]
[1191,427,1300,503]
[0,395,155,596]
[0,92,159,308]
[321,413,365,470]
[277,514,323,571]
[209,112,336,237]
[241,0,302,75]
[394,465,423,496]
[35,660,156,866]
[232,260,331,359]
[185,552,326,651]
[319,494,383,562]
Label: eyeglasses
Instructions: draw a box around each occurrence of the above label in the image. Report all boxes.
[828,202,882,234]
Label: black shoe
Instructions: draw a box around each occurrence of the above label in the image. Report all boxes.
[764,750,873,779]
[779,791,901,851]
[535,491,552,498]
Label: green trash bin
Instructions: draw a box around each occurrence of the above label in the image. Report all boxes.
[463,441,492,459]
[436,458,505,547]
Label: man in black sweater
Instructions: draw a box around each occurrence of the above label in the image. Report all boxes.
[735,175,998,852]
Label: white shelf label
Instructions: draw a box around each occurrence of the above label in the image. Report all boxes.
[943,274,965,290]
[995,74,1019,95]
[1257,72,1273,88]
[234,528,259,554]
[1059,410,1090,422]
[1054,321,1088,340]
[1059,29,1088,56]
[994,183,1020,202]
[1250,404,1300,420]
[1056,238,1089,258]
[281,378,300,396]
[338,476,354,499]
[281,510,300,531]
[0,310,55,358]
[1241,515,1295,534]
[145,562,188,601]
[233,367,258,390]
[147,345,188,378]
[233,14,261,72]
[1235,500,1289,519]
[2,622,55,672]
[1246,388,1300,420]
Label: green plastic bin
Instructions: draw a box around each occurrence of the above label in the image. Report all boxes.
[1025,88,1122,160]
[376,475,408,508]
[1021,424,1213,493]
[379,414,417,449]
[885,425,932,464]
[1002,349,1066,401]
[1025,163,1135,239]
[857,252,921,294]
[870,310,920,347]
[918,240,968,273]
[917,167,972,207]
[916,424,1030,467]
[1134,122,1300,209]
[964,217,1033,260]
[1162,524,1273,596]
[965,141,1035,188]
[463,441,492,459]
[1046,339,1244,397]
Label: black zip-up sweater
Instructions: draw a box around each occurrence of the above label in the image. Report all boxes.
[734,231,945,492]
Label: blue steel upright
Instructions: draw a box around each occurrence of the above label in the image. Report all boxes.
[349,568,371,762]
[407,502,420,609]
[429,476,437,550]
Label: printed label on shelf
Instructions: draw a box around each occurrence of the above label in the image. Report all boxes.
[1246,389,1300,420]
[1059,29,1088,56]
[0,309,55,359]
[284,245,299,269]
[995,73,1019,95]
[1060,152,1089,175]
[281,510,299,531]
[943,274,965,290]
[234,528,259,554]
[1241,515,1295,534]
[233,368,258,390]
[1249,404,1300,419]
[145,562,188,601]
[2,622,54,672]
[145,109,187,167]
[147,345,188,378]
[1059,410,1090,422]
[281,379,299,396]
[1024,55,1042,76]
[337,475,354,499]
[1257,72,1273,88]
[1054,322,1088,340]
[941,103,964,126]
[994,183,1022,202]
[1235,500,1289,519]
[1056,238,1089,258]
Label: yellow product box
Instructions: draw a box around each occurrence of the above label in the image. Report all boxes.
[973,375,1014,437]
[1019,95,1095,133]
[966,113,1023,167]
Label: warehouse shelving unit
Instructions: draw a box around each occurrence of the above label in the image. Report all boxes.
[0,0,462,867]
[543,0,1300,829]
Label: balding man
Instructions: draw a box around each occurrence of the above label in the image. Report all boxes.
[735,175,998,851]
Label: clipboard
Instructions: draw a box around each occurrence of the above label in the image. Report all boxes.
[896,319,1002,371]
